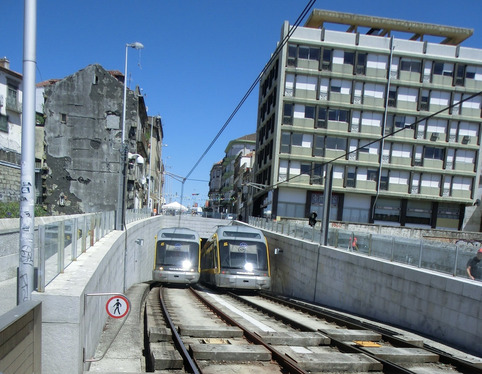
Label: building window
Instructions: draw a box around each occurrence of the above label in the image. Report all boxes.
[387,87,397,107]
[315,107,327,129]
[280,132,290,153]
[287,44,297,67]
[380,171,389,190]
[6,84,18,112]
[60,113,67,124]
[400,59,422,73]
[355,53,367,75]
[325,137,347,151]
[321,49,333,71]
[367,169,378,181]
[305,106,315,119]
[0,114,8,133]
[299,46,320,62]
[300,163,311,175]
[346,167,356,187]
[282,103,293,125]
[419,90,429,111]
[424,146,444,161]
[328,108,349,123]
[454,64,466,86]
[292,133,303,147]
[433,62,454,77]
[313,135,324,156]
[344,51,354,66]
[311,163,323,185]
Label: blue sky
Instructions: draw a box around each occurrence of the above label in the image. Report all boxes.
[3,0,482,207]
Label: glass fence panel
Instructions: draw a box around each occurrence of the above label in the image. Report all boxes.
[418,240,453,274]
[44,222,60,287]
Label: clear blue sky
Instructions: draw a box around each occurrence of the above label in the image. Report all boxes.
[3,0,482,207]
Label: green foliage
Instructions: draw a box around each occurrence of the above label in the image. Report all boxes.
[0,202,48,218]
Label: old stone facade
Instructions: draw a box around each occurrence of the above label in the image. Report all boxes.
[41,64,150,215]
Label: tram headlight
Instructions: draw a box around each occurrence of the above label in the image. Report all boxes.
[182,260,192,270]
[244,262,254,272]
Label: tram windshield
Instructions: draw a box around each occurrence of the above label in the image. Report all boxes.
[156,240,199,270]
[219,240,268,271]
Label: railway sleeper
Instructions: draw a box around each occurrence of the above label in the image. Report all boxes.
[255,331,331,346]
[178,324,244,338]
[361,346,439,364]
[189,343,272,361]
[284,351,383,372]
[150,341,184,370]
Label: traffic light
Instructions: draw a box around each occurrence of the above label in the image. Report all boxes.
[308,212,317,227]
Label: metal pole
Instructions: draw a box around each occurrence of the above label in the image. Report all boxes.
[115,44,129,230]
[147,116,153,212]
[321,164,333,246]
[18,0,37,304]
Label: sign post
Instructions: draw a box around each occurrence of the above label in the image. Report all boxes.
[83,292,131,363]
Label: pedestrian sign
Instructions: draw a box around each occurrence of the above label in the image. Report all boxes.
[106,295,130,319]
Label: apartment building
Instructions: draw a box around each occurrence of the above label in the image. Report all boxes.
[254,10,482,230]
[219,134,256,215]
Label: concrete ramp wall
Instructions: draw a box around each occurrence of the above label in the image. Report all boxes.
[265,229,482,357]
[30,215,227,374]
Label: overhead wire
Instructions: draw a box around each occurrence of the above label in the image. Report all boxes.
[182,0,317,183]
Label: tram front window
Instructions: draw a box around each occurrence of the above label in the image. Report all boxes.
[219,240,268,271]
[156,241,199,270]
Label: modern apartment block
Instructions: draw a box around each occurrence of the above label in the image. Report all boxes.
[254,10,482,230]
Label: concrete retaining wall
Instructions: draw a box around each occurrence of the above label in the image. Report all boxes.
[29,215,226,374]
[265,229,482,357]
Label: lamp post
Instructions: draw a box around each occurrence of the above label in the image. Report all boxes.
[116,41,144,230]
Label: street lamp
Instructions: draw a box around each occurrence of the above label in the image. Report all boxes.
[116,41,144,230]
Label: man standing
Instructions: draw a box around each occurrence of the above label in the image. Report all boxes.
[466,248,482,280]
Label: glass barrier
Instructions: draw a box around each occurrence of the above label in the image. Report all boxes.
[36,210,120,292]
[249,217,477,281]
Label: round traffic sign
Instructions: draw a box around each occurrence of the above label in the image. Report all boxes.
[106,295,130,319]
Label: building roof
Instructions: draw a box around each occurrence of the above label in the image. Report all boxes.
[304,9,473,45]
[37,79,60,88]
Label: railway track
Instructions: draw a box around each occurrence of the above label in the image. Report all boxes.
[144,284,482,373]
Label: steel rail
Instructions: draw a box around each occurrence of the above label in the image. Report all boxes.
[189,287,307,374]
[256,292,482,374]
[159,286,200,374]
[227,292,418,374]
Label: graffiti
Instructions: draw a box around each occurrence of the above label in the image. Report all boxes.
[20,245,34,265]
[18,273,30,302]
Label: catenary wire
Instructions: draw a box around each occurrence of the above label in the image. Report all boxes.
[182,0,317,183]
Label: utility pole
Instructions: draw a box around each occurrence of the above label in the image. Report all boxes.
[321,164,333,246]
[18,0,37,304]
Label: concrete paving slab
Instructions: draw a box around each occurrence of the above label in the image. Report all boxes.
[178,324,243,338]
[286,352,383,372]
[255,331,330,346]
[362,347,439,363]
[321,328,381,342]
[190,343,272,361]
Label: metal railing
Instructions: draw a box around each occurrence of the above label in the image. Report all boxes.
[249,216,478,280]
[36,209,151,292]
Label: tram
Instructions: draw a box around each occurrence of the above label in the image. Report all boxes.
[200,225,271,290]
[152,227,201,284]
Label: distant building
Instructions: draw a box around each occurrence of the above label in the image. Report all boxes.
[208,160,223,217]
[40,64,155,215]
[233,151,255,221]
[220,134,256,215]
[254,9,482,230]
[0,57,44,204]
